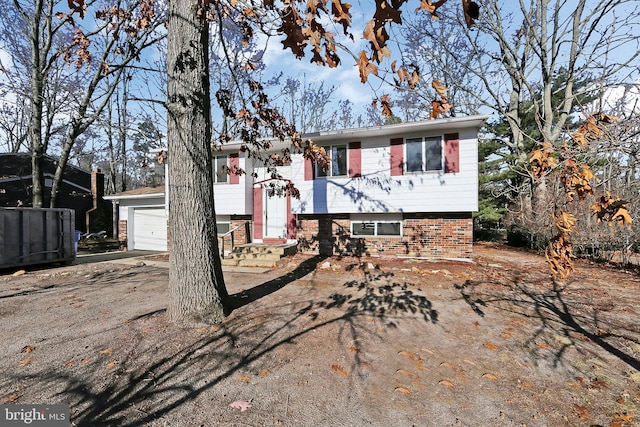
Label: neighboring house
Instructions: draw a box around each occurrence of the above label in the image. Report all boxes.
[106,115,487,259]
[0,153,112,234]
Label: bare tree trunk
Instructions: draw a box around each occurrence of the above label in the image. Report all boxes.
[166,0,229,327]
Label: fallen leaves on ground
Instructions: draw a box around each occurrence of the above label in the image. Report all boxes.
[573,403,590,420]
[398,350,417,360]
[483,343,499,351]
[19,357,32,366]
[239,375,252,382]
[65,361,75,368]
[106,360,117,369]
[2,394,19,403]
[21,345,35,353]
[331,365,348,377]
[438,380,455,388]
[394,386,411,394]
[614,412,634,422]
[259,369,270,378]
[99,348,113,355]
[482,373,499,381]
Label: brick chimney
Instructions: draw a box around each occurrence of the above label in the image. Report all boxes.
[91,169,104,208]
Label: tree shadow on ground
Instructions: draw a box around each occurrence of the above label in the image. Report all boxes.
[4,258,438,426]
[455,278,640,371]
[228,254,328,309]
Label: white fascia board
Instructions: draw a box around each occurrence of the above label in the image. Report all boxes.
[103,192,165,202]
[306,115,489,141]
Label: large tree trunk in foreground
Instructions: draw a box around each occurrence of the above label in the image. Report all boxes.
[166,0,229,327]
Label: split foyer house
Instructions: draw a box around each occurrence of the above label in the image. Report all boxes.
[105,115,487,259]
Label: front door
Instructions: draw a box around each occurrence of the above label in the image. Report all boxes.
[264,190,287,239]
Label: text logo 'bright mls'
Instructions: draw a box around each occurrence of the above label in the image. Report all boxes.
[1,405,69,426]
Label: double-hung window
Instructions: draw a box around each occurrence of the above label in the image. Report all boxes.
[405,136,443,172]
[213,155,228,183]
[317,144,347,177]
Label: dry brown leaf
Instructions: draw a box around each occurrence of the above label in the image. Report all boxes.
[440,362,457,371]
[573,403,590,420]
[81,357,92,364]
[239,375,251,382]
[65,361,75,368]
[2,394,19,404]
[21,345,35,354]
[349,346,361,353]
[99,348,113,355]
[431,79,448,99]
[106,360,117,369]
[12,270,26,277]
[260,369,270,378]
[394,386,411,394]
[438,380,455,388]
[20,357,32,366]
[614,413,633,422]
[398,350,416,360]
[396,369,414,377]
[482,373,499,381]
[421,347,435,355]
[483,343,499,351]
[331,365,348,377]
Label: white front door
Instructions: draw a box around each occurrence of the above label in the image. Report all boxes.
[264,190,287,239]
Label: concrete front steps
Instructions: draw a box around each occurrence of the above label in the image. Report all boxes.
[220,243,297,267]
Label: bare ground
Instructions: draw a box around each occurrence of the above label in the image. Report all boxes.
[1,243,639,427]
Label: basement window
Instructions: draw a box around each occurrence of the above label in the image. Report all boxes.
[216,222,230,235]
[351,221,402,237]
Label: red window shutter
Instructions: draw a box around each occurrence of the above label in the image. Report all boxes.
[286,193,296,240]
[229,153,240,184]
[444,133,460,173]
[253,187,263,240]
[304,157,314,180]
[348,141,361,178]
[390,138,404,176]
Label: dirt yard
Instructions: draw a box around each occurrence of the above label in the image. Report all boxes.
[1,243,639,427]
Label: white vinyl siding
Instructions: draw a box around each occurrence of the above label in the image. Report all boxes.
[291,127,479,214]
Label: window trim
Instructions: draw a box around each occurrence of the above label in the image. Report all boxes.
[404,136,443,173]
[316,144,348,178]
[350,220,403,237]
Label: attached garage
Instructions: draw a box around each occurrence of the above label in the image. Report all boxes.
[133,207,167,251]
[103,186,168,252]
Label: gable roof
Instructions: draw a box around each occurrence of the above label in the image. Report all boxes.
[103,185,165,200]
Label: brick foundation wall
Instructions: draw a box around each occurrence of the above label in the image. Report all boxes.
[296,213,473,259]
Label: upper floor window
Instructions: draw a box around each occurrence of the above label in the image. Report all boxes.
[317,144,347,177]
[405,137,442,172]
[213,155,228,183]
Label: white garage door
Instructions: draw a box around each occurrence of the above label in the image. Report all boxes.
[133,207,167,251]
